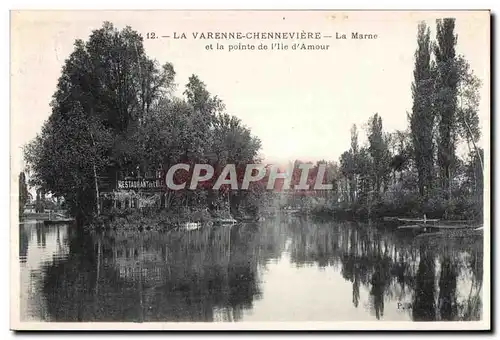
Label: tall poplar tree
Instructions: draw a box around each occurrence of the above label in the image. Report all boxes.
[409,22,434,197]
[368,113,390,196]
[18,172,29,217]
[434,18,458,197]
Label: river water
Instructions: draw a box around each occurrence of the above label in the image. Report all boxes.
[19,217,483,322]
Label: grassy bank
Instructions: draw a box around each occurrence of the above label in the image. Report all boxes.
[309,192,483,223]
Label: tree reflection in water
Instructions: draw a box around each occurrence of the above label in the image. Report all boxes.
[40,222,290,322]
[438,255,458,320]
[412,244,436,321]
[35,217,483,322]
[285,218,482,321]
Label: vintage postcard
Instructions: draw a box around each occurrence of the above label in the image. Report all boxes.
[10,10,490,331]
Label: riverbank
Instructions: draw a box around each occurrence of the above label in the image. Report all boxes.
[307,194,483,224]
[86,207,240,232]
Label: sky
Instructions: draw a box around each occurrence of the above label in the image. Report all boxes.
[11,10,490,168]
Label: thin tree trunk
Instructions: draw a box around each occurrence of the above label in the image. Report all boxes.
[92,161,101,216]
[464,119,484,172]
[87,112,101,216]
[465,140,477,193]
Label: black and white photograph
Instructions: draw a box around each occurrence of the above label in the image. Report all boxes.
[9,10,490,330]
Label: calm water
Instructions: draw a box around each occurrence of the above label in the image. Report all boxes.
[19,217,483,322]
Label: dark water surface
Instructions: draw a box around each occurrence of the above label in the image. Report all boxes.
[19,217,483,322]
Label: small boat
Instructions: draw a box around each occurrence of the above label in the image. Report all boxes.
[384,215,440,226]
[383,216,399,222]
[397,224,425,230]
[213,218,237,225]
[183,222,201,231]
[397,217,439,223]
[397,224,431,232]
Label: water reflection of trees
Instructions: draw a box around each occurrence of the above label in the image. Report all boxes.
[19,224,29,263]
[286,219,483,321]
[41,222,287,322]
[19,223,71,321]
[36,218,482,322]
[412,244,436,321]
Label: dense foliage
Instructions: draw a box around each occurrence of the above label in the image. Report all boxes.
[24,22,262,221]
[312,19,484,221]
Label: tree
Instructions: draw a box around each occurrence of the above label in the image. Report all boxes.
[184,75,224,116]
[134,74,262,214]
[340,151,354,203]
[409,22,435,197]
[332,19,483,221]
[434,18,459,197]
[388,129,412,185]
[18,172,29,216]
[25,102,113,219]
[367,113,391,196]
[356,147,374,208]
[455,55,483,172]
[340,124,360,203]
[211,112,262,216]
[24,22,174,220]
[465,148,484,215]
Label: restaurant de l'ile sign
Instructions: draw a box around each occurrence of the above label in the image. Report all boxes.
[101,162,333,210]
